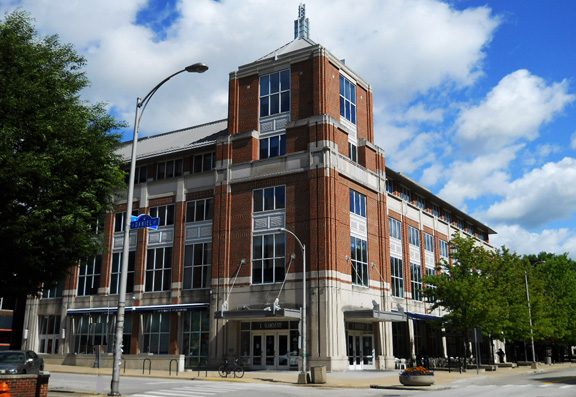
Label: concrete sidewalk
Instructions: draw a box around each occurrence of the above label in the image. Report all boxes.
[46,362,576,396]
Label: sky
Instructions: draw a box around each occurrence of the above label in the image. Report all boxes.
[2,0,576,258]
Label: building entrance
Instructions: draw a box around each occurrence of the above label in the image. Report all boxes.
[240,321,299,370]
[346,322,375,370]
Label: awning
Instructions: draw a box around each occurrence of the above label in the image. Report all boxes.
[344,309,407,322]
[215,308,301,321]
[67,303,209,316]
[405,311,443,321]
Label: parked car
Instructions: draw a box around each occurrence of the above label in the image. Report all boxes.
[0,350,44,374]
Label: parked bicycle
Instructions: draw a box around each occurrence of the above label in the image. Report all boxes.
[218,358,244,378]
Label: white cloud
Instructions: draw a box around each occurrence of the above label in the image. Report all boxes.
[455,70,575,154]
[437,145,519,207]
[491,224,576,260]
[483,157,576,228]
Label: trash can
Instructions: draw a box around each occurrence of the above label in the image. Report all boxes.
[311,366,326,384]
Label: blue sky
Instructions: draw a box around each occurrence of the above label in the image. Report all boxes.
[2,0,575,258]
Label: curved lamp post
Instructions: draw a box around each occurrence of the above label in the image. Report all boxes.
[278,227,308,383]
[109,62,208,396]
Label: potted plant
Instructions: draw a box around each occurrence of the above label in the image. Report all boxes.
[399,366,435,386]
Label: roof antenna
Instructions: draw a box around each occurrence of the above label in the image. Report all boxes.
[294,3,309,40]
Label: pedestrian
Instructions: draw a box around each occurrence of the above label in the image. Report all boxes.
[497,348,505,363]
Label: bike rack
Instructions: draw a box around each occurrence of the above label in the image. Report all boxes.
[169,359,179,376]
[142,358,152,375]
[198,358,207,377]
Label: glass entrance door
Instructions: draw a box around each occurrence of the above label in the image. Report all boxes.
[252,332,290,369]
[347,331,375,370]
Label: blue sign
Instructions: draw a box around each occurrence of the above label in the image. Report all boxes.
[130,215,160,230]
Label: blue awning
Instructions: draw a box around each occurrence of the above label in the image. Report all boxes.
[405,311,442,321]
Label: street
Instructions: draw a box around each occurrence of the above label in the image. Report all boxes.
[48,367,576,397]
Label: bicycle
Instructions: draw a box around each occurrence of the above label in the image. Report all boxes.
[218,358,244,378]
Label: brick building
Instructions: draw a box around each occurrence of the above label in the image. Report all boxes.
[23,6,495,371]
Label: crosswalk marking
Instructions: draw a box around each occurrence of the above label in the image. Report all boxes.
[129,383,241,397]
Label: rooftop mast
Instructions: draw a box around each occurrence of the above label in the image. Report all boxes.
[294,3,310,39]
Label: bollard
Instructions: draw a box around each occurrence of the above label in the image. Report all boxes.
[0,381,11,397]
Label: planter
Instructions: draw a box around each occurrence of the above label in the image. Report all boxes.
[399,374,435,386]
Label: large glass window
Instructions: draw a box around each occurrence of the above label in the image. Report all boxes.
[408,226,420,247]
[186,198,214,223]
[73,313,130,354]
[350,237,368,286]
[110,251,135,295]
[253,186,286,213]
[142,313,170,354]
[260,69,290,117]
[439,239,449,258]
[193,152,215,174]
[183,243,212,290]
[389,218,402,240]
[150,204,175,227]
[156,159,183,180]
[252,233,285,284]
[260,134,286,159]
[145,247,172,292]
[77,255,101,296]
[424,233,434,253]
[350,190,366,217]
[182,311,210,367]
[411,263,423,301]
[391,257,404,298]
[340,75,356,124]
[114,210,139,233]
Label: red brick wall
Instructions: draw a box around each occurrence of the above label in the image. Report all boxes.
[0,374,49,397]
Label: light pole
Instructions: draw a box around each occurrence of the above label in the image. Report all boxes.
[278,227,308,383]
[525,261,544,366]
[109,62,208,396]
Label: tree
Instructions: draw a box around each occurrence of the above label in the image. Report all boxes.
[423,234,501,357]
[0,11,126,297]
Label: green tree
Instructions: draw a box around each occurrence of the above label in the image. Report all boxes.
[423,234,501,357]
[0,11,126,297]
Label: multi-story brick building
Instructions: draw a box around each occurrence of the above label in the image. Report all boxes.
[22,6,495,372]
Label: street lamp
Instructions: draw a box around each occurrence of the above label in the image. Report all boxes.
[525,261,544,366]
[277,227,308,383]
[109,62,208,396]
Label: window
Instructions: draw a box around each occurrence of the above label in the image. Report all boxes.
[424,233,434,253]
[425,266,436,302]
[443,211,452,225]
[183,243,212,289]
[415,195,426,210]
[150,204,175,226]
[156,159,183,180]
[340,75,356,124]
[391,257,404,298]
[439,240,449,258]
[253,186,285,212]
[193,152,215,173]
[135,165,147,184]
[110,251,135,294]
[350,190,366,217]
[77,256,101,296]
[114,210,139,233]
[182,311,210,366]
[411,263,423,301]
[186,198,214,223]
[142,313,170,354]
[400,186,411,203]
[260,70,290,117]
[145,247,172,292]
[260,134,286,159]
[431,203,440,218]
[457,218,465,230]
[348,142,357,162]
[389,217,402,240]
[252,233,285,284]
[386,179,394,194]
[408,226,420,247]
[351,237,368,286]
[43,280,64,299]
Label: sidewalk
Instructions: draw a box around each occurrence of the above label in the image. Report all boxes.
[46,362,576,396]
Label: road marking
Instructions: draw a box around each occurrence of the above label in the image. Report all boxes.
[542,376,576,385]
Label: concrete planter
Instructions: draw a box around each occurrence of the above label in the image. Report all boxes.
[399,374,435,386]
